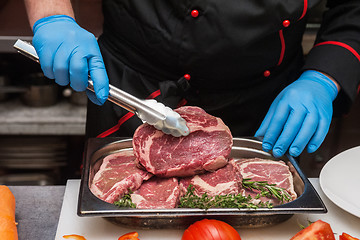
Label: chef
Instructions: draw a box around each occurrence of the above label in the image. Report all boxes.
[24,0,360,158]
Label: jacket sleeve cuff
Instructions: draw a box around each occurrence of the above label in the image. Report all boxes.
[302,42,360,102]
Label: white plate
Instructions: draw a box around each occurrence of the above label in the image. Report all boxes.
[319,146,360,218]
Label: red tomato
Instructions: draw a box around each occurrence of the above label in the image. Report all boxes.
[339,232,360,240]
[290,220,335,240]
[182,219,241,240]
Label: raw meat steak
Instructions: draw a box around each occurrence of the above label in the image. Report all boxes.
[131,177,180,209]
[132,106,233,177]
[90,150,152,204]
[180,160,242,197]
[235,158,297,205]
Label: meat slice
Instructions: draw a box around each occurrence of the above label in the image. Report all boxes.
[90,150,152,204]
[235,158,297,204]
[179,160,242,197]
[133,106,233,177]
[131,177,180,209]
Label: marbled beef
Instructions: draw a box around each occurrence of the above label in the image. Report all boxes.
[132,106,233,177]
[90,150,152,204]
[235,158,297,204]
[131,177,180,209]
[179,160,242,197]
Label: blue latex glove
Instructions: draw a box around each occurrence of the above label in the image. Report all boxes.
[32,15,109,105]
[255,70,338,158]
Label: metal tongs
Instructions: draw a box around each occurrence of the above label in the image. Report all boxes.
[13,39,189,137]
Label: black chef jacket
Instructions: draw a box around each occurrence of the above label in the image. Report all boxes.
[86,0,360,139]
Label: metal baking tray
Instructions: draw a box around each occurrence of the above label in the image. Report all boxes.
[78,137,327,229]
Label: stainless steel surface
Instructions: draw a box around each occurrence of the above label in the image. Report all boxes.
[13,39,39,63]
[0,36,33,53]
[0,173,55,185]
[13,39,189,137]
[78,137,327,229]
[0,86,27,94]
[0,74,11,101]
[0,72,59,106]
[0,136,68,184]
[20,84,59,107]
[63,88,88,106]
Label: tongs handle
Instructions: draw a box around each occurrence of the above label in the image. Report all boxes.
[13,39,165,122]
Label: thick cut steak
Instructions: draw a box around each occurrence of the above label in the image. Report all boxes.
[133,106,233,177]
[90,150,152,204]
[131,177,180,209]
[235,158,297,204]
[180,160,242,197]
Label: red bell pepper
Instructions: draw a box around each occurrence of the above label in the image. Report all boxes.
[340,232,360,240]
[63,234,87,240]
[118,231,140,240]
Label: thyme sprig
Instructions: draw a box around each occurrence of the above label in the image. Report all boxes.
[178,185,273,210]
[113,191,136,208]
[113,179,292,210]
[241,178,292,203]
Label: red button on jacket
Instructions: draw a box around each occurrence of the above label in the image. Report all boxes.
[191,10,199,18]
[263,70,271,77]
[283,20,290,27]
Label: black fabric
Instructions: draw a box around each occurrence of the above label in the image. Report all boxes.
[303,0,360,103]
[86,0,360,138]
[86,38,303,138]
[101,0,309,84]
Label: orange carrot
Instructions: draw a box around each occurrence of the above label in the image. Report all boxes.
[0,185,18,240]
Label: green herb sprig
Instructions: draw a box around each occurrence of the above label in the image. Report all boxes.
[178,185,272,210]
[241,178,292,203]
[113,191,136,208]
[113,179,293,210]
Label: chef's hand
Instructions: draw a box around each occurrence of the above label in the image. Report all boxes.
[255,70,339,158]
[32,15,109,105]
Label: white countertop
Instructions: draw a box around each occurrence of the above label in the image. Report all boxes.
[55,179,360,240]
[0,98,86,135]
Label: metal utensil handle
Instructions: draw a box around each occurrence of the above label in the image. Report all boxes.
[13,39,137,113]
[13,40,166,121]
